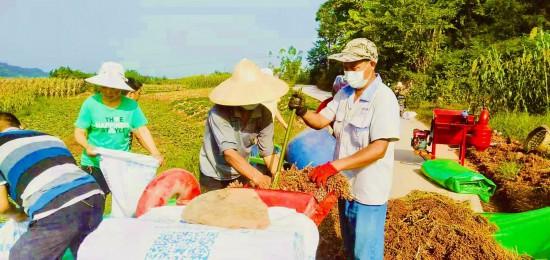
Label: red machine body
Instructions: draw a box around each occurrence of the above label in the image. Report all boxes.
[431,109,473,165]
[411,108,492,165]
[468,108,492,151]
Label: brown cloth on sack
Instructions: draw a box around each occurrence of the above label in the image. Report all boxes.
[181,188,270,229]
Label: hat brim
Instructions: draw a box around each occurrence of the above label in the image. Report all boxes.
[209,75,289,106]
[328,52,371,63]
[85,75,133,91]
[260,100,278,120]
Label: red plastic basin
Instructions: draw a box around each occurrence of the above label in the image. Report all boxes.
[252,188,338,226]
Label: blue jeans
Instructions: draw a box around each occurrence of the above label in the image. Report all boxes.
[10,194,105,260]
[339,200,387,260]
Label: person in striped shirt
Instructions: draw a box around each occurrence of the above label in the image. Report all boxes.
[0,112,104,259]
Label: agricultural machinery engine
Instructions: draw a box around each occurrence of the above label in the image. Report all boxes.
[411,108,492,165]
[411,129,431,151]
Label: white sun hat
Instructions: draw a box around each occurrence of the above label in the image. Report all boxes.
[260,67,274,76]
[85,61,133,91]
[209,59,289,106]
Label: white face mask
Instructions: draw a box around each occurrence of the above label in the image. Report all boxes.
[344,70,368,89]
[241,104,259,110]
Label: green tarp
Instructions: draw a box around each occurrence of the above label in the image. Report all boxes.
[421,159,497,202]
[249,145,281,165]
[484,207,550,259]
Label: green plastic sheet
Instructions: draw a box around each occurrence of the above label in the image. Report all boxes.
[484,207,550,259]
[421,159,497,202]
[61,249,74,260]
[248,145,281,165]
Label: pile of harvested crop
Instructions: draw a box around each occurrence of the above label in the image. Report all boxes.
[229,166,353,201]
[277,166,353,201]
[229,166,352,259]
[228,172,519,259]
[317,208,345,259]
[466,135,550,212]
[274,166,352,259]
[385,191,522,259]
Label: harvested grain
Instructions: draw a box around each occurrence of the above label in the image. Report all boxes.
[228,166,353,201]
[228,173,519,259]
[316,206,345,259]
[466,135,550,212]
[278,166,353,201]
[227,166,352,259]
[385,191,523,260]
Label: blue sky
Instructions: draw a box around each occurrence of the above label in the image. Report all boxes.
[0,0,324,77]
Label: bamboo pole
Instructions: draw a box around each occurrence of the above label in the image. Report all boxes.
[271,89,302,188]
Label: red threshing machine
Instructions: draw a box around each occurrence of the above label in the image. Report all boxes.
[411,108,492,165]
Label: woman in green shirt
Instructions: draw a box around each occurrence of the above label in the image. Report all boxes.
[74,62,163,194]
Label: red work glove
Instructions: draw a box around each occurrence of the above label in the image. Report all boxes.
[309,162,339,187]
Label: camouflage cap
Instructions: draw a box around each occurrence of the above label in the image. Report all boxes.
[328,38,378,63]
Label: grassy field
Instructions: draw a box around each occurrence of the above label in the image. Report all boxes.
[7,78,317,216]
[141,73,231,94]
[12,84,317,179]
[489,112,550,142]
[7,76,546,199]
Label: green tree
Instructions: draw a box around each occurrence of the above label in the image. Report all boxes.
[49,66,93,79]
[316,0,363,53]
[125,70,146,84]
[307,0,549,112]
[269,46,308,86]
[307,0,362,89]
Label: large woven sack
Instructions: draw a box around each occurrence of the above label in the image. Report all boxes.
[0,219,29,259]
[182,188,270,229]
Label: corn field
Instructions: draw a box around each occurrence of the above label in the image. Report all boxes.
[0,78,86,112]
[142,73,231,93]
[470,28,549,114]
[162,73,230,89]
[142,84,188,94]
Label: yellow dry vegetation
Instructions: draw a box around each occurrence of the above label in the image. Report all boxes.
[0,78,86,112]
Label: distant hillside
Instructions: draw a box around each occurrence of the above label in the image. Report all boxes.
[0,62,48,78]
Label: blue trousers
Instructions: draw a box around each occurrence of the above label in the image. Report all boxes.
[10,194,105,260]
[339,200,387,260]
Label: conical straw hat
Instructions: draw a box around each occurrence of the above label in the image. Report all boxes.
[260,100,278,120]
[209,59,289,106]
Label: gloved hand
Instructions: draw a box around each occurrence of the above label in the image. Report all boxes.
[288,93,307,117]
[308,162,339,187]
